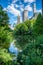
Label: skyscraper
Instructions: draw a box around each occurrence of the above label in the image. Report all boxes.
[33,2,36,16]
[42,0,43,16]
[32,2,38,19]
[22,10,28,21]
[17,15,20,24]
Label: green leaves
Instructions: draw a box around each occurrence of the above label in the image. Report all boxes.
[13,20,32,49]
[14,23,28,35]
[0,48,13,65]
[0,48,12,62]
[0,5,9,26]
[0,26,12,49]
[13,13,43,65]
[0,5,43,65]
[0,6,13,49]
[33,13,43,35]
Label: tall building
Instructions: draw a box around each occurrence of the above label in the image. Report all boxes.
[32,2,38,19]
[33,2,36,14]
[17,15,20,24]
[42,0,43,16]
[22,10,28,21]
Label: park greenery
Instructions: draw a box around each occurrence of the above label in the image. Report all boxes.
[0,5,43,65]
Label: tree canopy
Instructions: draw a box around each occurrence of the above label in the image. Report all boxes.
[13,13,43,65]
[13,20,32,49]
[33,13,43,35]
[0,5,9,26]
[0,5,43,65]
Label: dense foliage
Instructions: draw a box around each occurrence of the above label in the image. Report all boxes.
[13,20,32,49]
[0,5,13,65]
[0,5,9,26]
[0,5,43,65]
[13,13,43,65]
[0,5,12,49]
[33,13,43,35]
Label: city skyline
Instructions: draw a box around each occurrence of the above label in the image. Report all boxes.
[0,0,42,28]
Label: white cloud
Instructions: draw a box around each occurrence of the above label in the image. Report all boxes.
[14,20,17,24]
[25,5,32,11]
[3,0,20,16]
[15,4,19,7]
[4,4,20,16]
[20,8,24,11]
[20,4,32,12]
[24,0,35,3]
[20,4,24,11]
[3,0,21,16]
[9,20,17,29]
[3,8,7,11]
[12,0,18,4]
[36,9,42,13]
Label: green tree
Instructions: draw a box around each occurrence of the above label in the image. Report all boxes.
[0,26,12,49]
[14,14,43,65]
[33,13,43,35]
[0,5,15,65]
[0,5,9,26]
[0,5,13,49]
[13,21,32,49]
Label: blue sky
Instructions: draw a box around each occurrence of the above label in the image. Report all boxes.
[0,0,42,27]
[9,42,18,55]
